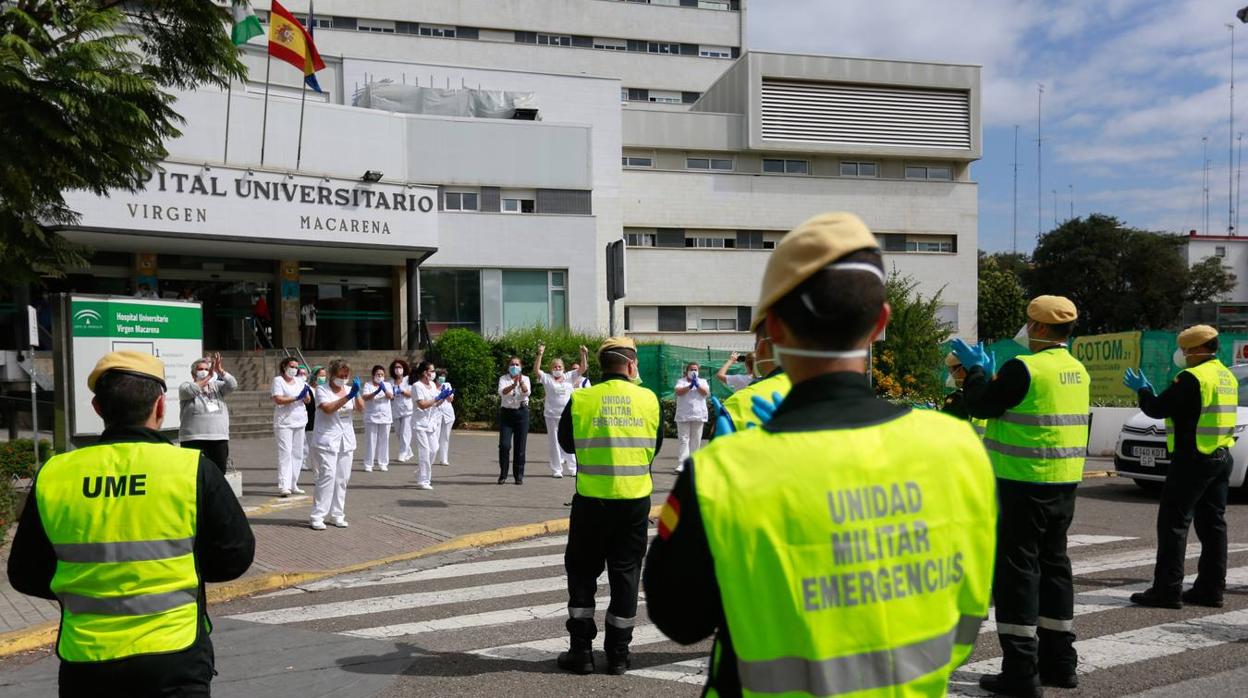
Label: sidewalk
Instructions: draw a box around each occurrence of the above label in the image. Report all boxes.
[1,429,684,636]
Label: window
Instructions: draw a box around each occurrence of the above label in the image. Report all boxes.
[502,270,551,330]
[699,0,731,8]
[906,239,954,253]
[622,155,654,168]
[658,306,686,332]
[686,156,734,171]
[312,17,334,29]
[685,235,734,248]
[936,304,959,331]
[877,233,955,253]
[647,42,681,54]
[762,158,809,175]
[549,271,567,328]
[537,33,572,46]
[419,24,456,37]
[444,192,479,211]
[1217,246,1228,257]
[626,232,656,247]
[623,88,649,102]
[648,90,682,104]
[503,198,536,213]
[420,268,482,335]
[841,161,878,177]
[695,307,740,332]
[736,231,776,250]
[358,19,396,33]
[700,318,737,330]
[594,37,627,51]
[699,45,732,58]
[905,165,954,181]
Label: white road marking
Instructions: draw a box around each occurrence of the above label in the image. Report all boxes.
[628,657,710,684]
[1067,534,1136,548]
[950,608,1248,696]
[299,554,566,592]
[470,624,669,662]
[343,596,631,639]
[1071,543,1248,575]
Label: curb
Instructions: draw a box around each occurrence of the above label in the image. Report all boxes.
[1084,470,1116,479]
[0,505,663,658]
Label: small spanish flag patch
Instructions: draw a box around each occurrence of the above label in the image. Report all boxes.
[658,493,681,540]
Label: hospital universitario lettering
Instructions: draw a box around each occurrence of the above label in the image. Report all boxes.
[800,481,964,611]
[127,169,435,234]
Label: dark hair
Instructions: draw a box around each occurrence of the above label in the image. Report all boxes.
[1038,321,1075,339]
[370,364,386,376]
[279,356,299,373]
[599,347,636,372]
[415,360,433,376]
[1202,338,1221,353]
[94,372,164,428]
[389,359,410,377]
[771,249,886,350]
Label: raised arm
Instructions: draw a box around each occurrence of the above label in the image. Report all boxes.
[532,344,546,382]
[715,352,740,385]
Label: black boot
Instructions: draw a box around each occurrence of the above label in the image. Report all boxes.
[1130,590,1182,609]
[556,645,594,675]
[1038,671,1078,689]
[1181,587,1224,608]
[606,652,631,675]
[979,673,1044,698]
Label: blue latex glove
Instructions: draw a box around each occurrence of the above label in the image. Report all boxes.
[710,396,735,439]
[299,384,312,400]
[346,377,361,400]
[436,386,452,401]
[750,391,784,426]
[1123,368,1153,394]
[950,338,991,373]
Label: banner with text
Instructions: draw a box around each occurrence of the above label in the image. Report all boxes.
[1071,331,1142,403]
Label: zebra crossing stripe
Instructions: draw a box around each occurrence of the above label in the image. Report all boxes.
[1067,534,1136,548]
[469,624,670,662]
[300,553,566,592]
[342,596,617,639]
[628,657,710,684]
[1071,543,1248,576]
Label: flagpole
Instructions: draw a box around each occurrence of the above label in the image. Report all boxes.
[260,52,272,166]
[296,79,307,170]
[223,82,233,163]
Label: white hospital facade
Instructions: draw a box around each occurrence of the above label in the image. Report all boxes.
[39,0,982,352]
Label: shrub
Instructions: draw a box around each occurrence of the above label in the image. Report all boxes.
[432,329,497,407]
[0,439,53,481]
[489,325,607,385]
[0,478,16,541]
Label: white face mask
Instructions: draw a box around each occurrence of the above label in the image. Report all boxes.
[285,367,298,378]
[1173,348,1214,368]
[394,368,404,377]
[194,369,209,380]
[333,377,348,388]
[374,375,385,384]
[1015,322,1066,347]
[552,369,564,379]
[688,370,699,380]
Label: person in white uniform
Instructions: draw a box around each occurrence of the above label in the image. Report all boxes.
[433,368,456,465]
[714,351,755,392]
[570,361,591,389]
[412,360,451,489]
[390,359,414,463]
[310,359,363,530]
[301,365,325,472]
[271,356,311,496]
[673,361,710,470]
[533,344,588,477]
[361,364,394,472]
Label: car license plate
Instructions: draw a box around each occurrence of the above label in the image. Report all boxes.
[1134,446,1167,468]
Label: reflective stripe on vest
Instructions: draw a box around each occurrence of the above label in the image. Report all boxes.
[722,371,792,431]
[569,380,659,499]
[971,418,987,438]
[984,349,1090,483]
[36,441,201,663]
[694,410,998,697]
[1167,359,1239,455]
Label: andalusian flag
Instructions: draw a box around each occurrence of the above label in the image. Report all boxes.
[230,2,263,46]
[268,0,326,93]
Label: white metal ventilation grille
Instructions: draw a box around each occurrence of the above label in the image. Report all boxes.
[760,80,971,149]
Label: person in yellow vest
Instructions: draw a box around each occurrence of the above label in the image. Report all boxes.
[6,352,255,695]
[1122,325,1237,609]
[716,323,792,434]
[555,337,663,675]
[954,295,1090,697]
[644,212,997,696]
[942,352,987,438]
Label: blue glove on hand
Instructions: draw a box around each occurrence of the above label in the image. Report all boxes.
[950,338,991,373]
[710,396,735,439]
[436,386,452,401]
[1123,368,1153,394]
[347,377,361,400]
[299,384,312,400]
[750,391,784,426]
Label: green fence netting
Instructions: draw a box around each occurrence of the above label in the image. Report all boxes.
[636,344,751,401]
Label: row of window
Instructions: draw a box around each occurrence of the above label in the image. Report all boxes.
[257,11,736,60]
[625,229,956,254]
[613,0,739,10]
[621,153,956,180]
[444,191,535,214]
[626,303,961,332]
[622,88,702,104]
[421,268,568,336]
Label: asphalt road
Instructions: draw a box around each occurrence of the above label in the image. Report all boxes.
[3,476,1246,697]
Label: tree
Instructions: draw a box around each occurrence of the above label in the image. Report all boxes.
[0,1,245,282]
[978,251,1029,340]
[872,271,953,403]
[1187,256,1237,304]
[1025,214,1190,334]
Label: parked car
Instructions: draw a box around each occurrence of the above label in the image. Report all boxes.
[1114,364,1248,490]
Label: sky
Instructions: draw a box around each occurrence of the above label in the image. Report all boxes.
[747,0,1246,253]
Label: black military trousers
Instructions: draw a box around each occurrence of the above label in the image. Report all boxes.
[564,493,650,656]
[993,478,1079,679]
[1152,447,1232,599]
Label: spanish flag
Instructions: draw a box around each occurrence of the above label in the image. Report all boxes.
[268,0,325,93]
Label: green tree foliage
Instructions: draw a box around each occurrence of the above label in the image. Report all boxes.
[1025,214,1190,334]
[430,328,496,405]
[978,251,1029,340]
[0,1,245,283]
[872,272,953,403]
[1187,255,1238,304]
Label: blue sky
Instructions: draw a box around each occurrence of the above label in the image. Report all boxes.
[748,0,1244,253]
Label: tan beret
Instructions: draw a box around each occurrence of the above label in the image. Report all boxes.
[1026,295,1078,324]
[599,336,637,354]
[1178,324,1218,349]
[87,351,166,392]
[945,352,962,368]
[750,212,880,331]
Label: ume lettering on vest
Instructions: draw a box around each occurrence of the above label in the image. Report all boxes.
[82,474,147,498]
[1059,371,1083,384]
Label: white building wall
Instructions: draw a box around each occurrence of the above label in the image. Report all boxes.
[621,170,979,340]
[1187,238,1248,303]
